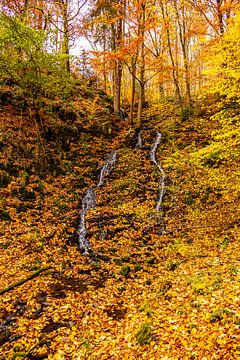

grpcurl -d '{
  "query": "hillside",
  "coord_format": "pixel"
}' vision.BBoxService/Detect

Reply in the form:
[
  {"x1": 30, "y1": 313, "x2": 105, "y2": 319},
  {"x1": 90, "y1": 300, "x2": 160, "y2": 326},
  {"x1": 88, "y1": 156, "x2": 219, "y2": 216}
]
[{"x1": 0, "y1": 87, "x2": 240, "y2": 359}]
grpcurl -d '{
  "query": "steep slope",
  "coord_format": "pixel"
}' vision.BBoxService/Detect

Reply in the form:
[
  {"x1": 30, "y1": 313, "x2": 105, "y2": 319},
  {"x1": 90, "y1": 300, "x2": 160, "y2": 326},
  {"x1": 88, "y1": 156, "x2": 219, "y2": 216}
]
[{"x1": 0, "y1": 92, "x2": 240, "y2": 359}]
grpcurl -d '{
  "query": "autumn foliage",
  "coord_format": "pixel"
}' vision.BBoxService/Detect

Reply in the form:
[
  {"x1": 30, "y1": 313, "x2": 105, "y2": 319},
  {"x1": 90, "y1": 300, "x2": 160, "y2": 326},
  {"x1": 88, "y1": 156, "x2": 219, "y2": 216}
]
[{"x1": 0, "y1": 1, "x2": 240, "y2": 359}]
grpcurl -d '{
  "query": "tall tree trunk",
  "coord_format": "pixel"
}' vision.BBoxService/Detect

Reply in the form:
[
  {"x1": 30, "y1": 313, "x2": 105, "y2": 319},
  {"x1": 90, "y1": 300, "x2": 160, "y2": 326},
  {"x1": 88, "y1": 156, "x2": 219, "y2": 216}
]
[
  {"x1": 136, "y1": 2, "x2": 146, "y2": 129},
  {"x1": 216, "y1": 0, "x2": 224, "y2": 34},
  {"x1": 113, "y1": 1, "x2": 124, "y2": 115},
  {"x1": 36, "y1": 0, "x2": 44, "y2": 30},
  {"x1": 22, "y1": 0, "x2": 29, "y2": 23},
  {"x1": 174, "y1": 0, "x2": 191, "y2": 104},
  {"x1": 62, "y1": 1, "x2": 70, "y2": 73},
  {"x1": 130, "y1": 60, "x2": 136, "y2": 124},
  {"x1": 103, "y1": 34, "x2": 107, "y2": 93},
  {"x1": 160, "y1": 1, "x2": 182, "y2": 104},
  {"x1": 113, "y1": 60, "x2": 122, "y2": 114}
]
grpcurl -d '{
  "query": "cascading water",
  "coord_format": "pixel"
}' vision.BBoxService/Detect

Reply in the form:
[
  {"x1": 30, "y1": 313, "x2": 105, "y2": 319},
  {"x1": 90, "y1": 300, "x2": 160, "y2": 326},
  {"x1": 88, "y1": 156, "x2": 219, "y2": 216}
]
[
  {"x1": 77, "y1": 151, "x2": 117, "y2": 253},
  {"x1": 77, "y1": 187, "x2": 95, "y2": 254},
  {"x1": 150, "y1": 132, "x2": 166, "y2": 234},
  {"x1": 97, "y1": 151, "x2": 117, "y2": 187},
  {"x1": 135, "y1": 131, "x2": 142, "y2": 148}
]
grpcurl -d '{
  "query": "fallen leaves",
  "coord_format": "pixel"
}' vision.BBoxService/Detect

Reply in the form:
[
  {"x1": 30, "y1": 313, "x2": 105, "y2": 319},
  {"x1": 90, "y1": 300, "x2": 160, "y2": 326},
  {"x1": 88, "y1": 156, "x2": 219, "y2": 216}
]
[{"x1": 0, "y1": 97, "x2": 240, "y2": 359}]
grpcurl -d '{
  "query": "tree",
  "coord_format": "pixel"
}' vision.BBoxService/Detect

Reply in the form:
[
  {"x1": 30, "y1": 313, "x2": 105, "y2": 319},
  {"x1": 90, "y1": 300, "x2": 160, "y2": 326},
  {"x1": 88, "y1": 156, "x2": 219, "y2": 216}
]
[
  {"x1": 207, "y1": 9, "x2": 240, "y2": 101},
  {"x1": 159, "y1": 0, "x2": 183, "y2": 104},
  {"x1": 0, "y1": 13, "x2": 73, "y2": 98},
  {"x1": 85, "y1": 0, "x2": 125, "y2": 114},
  {"x1": 187, "y1": 0, "x2": 238, "y2": 35},
  {"x1": 49, "y1": 0, "x2": 88, "y2": 72}
]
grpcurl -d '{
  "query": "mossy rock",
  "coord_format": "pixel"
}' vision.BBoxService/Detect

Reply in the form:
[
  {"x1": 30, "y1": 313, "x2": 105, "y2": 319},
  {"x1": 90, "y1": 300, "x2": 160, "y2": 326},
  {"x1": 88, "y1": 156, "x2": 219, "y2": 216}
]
[
  {"x1": 0, "y1": 209, "x2": 12, "y2": 221},
  {"x1": 121, "y1": 255, "x2": 130, "y2": 263},
  {"x1": 0, "y1": 171, "x2": 11, "y2": 188},
  {"x1": 167, "y1": 260, "x2": 179, "y2": 271},
  {"x1": 120, "y1": 265, "x2": 131, "y2": 278},
  {"x1": 134, "y1": 263, "x2": 142, "y2": 272},
  {"x1": 146, "y1": 256, "x2": 156, "y2": 265},
  {"x1": 136, "y1": 323, "x2": 152, "y2": 346},
  {"x1": 16, "y1": 203, "x2": 28, "y2": 213},
  {"x1": 18, "y1": 188, "x2": 36, "y2": 201},
  {"x1": 114, "y1": 259, "x2": 122, "y2": 266},
  {"x1": 98, "y1": 254, "x2": 111, "y2": 263}
]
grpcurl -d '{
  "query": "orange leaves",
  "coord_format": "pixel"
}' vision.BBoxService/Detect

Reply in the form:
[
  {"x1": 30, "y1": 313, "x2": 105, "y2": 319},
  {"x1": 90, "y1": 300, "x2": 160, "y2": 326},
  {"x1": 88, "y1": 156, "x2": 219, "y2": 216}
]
[{"x1": 1, "y1": 80, "x2": 240, "y2": 360}]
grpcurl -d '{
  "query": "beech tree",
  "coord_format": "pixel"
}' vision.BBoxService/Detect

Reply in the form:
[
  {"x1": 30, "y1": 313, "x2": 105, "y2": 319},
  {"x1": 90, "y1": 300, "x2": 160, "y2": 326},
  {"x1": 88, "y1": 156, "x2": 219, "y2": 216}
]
[
  {"x1": 3, "y1": 0, "x2": 235, "y2": 117},
  {"x1": 208, "y1": 9, "x2": 240, "y2": 101},
  {"x1": 187, "y1": 0, "x2": 238, "y2": 35},
  {"x1": 48, "y1": 0, "x2": 88, "y2": 72},
  {"x1": 86, "y1": 0, "x2": 125, "y2": 114}
]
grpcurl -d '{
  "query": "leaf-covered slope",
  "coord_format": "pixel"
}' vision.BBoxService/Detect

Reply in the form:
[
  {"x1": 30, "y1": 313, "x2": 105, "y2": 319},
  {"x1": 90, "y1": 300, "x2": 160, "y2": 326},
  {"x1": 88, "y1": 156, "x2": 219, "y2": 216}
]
[{"x1": 0, "y1": 93, "x2": 240, "y2": 359}]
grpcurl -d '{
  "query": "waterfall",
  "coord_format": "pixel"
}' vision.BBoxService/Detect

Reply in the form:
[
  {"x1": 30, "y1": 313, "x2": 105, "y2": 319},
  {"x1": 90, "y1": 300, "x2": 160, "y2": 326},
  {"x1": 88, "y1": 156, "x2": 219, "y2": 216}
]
[
  {"x1": 77, "y1": 187, "x2": 95, "y2": 254},
  {"x1": 150, "y1": 132, "x2": 166, "y2": 233},
  {"x1": 135, "y1": 131, "x2": 142, "y2": 148},
  {"x1": 97, "y1": 151, "x2": 117, "y2": 187},
  {"x1": 77, "y1": 151, "x2": 117, "y2": 253}
]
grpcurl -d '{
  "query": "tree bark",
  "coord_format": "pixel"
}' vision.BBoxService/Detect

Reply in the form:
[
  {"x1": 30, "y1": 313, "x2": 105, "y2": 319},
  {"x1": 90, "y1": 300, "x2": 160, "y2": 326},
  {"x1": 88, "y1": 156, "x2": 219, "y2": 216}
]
[
  {"x1": 174, "y1": 0, "x2": 191, "y2": 104},
  {"x1": 130, "y1": 61, "x2": 136, "y2": 124},
  {"x1": 62, "y1": 1, "x2": 70, "y2": 73},
  {"x1": 216, "y1": 0, "x2": 224, "y2": 34},
  {"x1": 113, "y1": 1, "x2": 124, "y2": 115},
  {"x1": 160, "y1": 1, "x2": 182, "y2": 104},
  {"x1": 136, "y1": 1, "x2": 146, "y2": 129}
]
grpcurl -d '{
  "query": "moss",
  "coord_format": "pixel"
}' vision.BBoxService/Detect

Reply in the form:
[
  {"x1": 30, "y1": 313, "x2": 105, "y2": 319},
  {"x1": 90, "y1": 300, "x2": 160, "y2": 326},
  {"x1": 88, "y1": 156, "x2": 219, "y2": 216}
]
[
  {"x1": 210, "y1": 309, "x2": 230, "y2": 323},
  {"x1": 136, "y1": 323, "x2": 152, "y2": 346},
  {"x1": 16, "y1": 203, "x2": 29, "y2": 213},
  {"x1": 121, "y1": 255, "x2": 130, "y2": 263},
  {"x1": 114, "y1": 258, "x2": 122, "y2": 266},
  {"x1": 180, "y1": 106, "x2": 194, "y2": 121},
  {"x1": 98, "y1": 254, "x2": 111, "y2": 263},
  {"x1": 0, "y1": 171, "x2": 10, "y2": 188},
  {"x1": 146, "y1": 256, "x2": 156, "y2": 265},
  {"x1": 138, "y1": 302, "x2": 152, "y2": 317},
  {"x1": 18, "y1": 188, "x2": 36, "y2": 201},
  {"x1": 120, "y1": 265, "x2": 131, "y2": 278},
  {"x1": 0, "y1": 209, "x2": 12, "y2": 221},
  {"x1": 134, "y1": 263, "x2": 142, "y2": 272},
  {"x1": 167, "y1": 260, "x2": 179, "y2": 271}
]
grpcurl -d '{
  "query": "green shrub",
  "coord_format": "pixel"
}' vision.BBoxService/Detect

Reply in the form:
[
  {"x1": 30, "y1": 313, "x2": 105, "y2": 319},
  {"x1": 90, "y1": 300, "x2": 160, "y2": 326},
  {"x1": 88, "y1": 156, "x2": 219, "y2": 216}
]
[{"x1": 0, "y1": 14, "x2": 73, "y2": 99}]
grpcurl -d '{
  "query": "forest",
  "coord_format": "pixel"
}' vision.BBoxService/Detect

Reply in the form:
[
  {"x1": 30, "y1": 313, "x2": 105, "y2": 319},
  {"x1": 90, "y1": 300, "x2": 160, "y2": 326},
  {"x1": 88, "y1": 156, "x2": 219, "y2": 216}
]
[{"x1": 0, "y1": 0, "x2": 240, "y2": 359}]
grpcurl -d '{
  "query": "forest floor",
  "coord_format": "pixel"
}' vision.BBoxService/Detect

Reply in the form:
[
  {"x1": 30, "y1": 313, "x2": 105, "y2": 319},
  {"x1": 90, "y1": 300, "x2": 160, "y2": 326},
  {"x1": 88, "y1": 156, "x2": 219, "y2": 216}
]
[{"x1": 0, "y1": 87, "x2": 240, "y2": 359}]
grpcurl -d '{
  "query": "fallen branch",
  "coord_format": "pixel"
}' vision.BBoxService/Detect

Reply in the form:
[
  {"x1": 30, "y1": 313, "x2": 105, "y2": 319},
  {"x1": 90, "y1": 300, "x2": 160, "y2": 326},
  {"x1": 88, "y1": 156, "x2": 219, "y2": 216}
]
[
  {"x1": 11, "y1": 337, "x2": 49, "y2": 359},
  {"x1": 0, "y1": 266, "x2": 52, "y2": 295}
]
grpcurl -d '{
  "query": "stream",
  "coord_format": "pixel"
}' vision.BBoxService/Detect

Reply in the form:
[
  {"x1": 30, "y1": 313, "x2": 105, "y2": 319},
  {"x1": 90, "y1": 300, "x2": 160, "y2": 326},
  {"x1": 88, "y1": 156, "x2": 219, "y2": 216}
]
[
  {"x1": 77, "y1": 187, "x2": 96, "y2": 254},
  {"x1": 77, "y1": 151, "x2": 117, "y2": 253},
  {"x1": 97, "y1": 151, "x2": 117, "y2": 187},
  {"x1": 136, "y1": 131, "x2": 142, "y2": 148},
  {"x1": 150, "y1": 132, "x2": 166, "y2": 234},
  {"x1": 77, "y1": 131, "x2": 165, "y2": 254}
]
